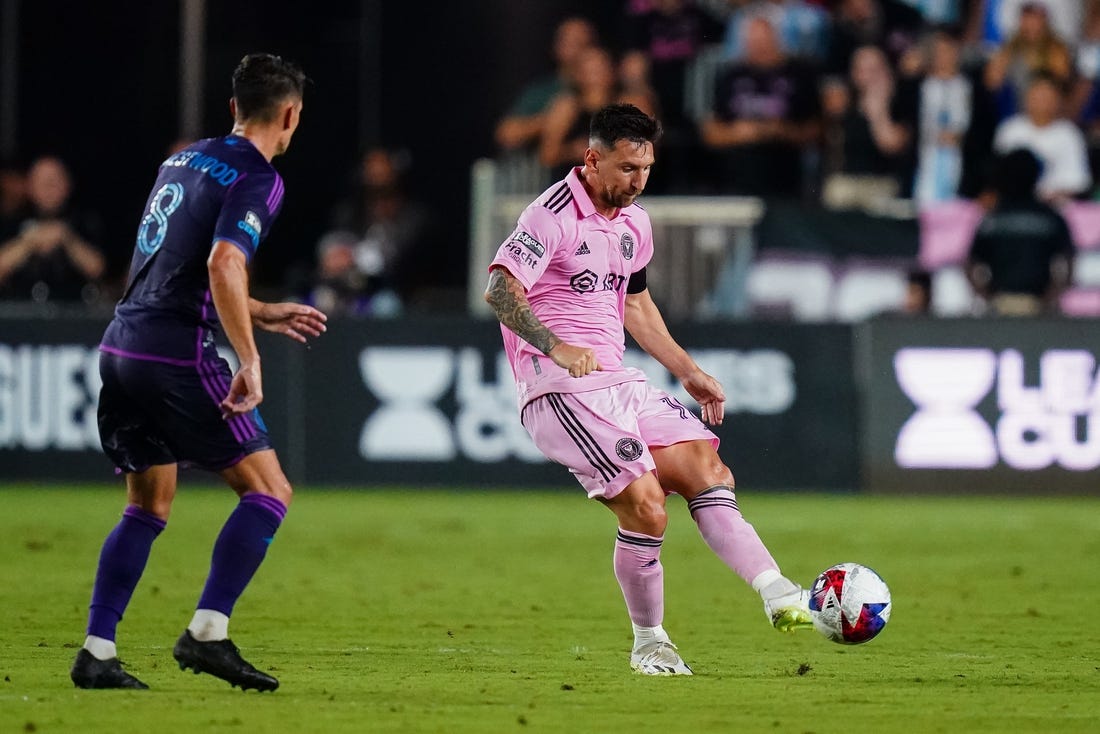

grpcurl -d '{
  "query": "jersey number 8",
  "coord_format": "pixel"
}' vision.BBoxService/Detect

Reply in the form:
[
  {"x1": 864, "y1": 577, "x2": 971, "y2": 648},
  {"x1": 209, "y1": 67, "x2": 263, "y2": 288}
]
[{"x1": 137, "y1": 182, "x2": 186, "y2": 256}]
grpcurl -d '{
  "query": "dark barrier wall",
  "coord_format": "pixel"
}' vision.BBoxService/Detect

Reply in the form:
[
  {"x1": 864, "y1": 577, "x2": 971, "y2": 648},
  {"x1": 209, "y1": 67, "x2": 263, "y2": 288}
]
[
  {"x1": 860, "y1": 317, "x2": 1100, "y2": 494},
  {"x1": 0, "y1": 315, "x2": 858, "y2": 490}
]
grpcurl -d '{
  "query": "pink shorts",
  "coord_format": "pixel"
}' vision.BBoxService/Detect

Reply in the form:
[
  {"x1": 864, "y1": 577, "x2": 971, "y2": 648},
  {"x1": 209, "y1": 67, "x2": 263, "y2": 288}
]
[{"x1": 520, "y1": 381, "x2": 719, "y2": 499}]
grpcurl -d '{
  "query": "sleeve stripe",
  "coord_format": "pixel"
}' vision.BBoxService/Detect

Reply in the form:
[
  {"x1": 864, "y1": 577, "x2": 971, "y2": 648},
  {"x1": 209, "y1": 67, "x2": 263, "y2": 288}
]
[{"x1": 265, "y1": 175, "x2": 284, "y2": 213}]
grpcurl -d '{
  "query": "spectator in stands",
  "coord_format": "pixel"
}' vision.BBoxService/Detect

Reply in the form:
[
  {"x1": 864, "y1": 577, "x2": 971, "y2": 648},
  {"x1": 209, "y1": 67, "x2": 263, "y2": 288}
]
[
  {"x1": 622, "y1": 0, "x2": 723, "y2": 191},
  {"x1": 967, "y1": 148, "x2": 1074, "y2": 315},
  {"x1": 0, "y1": 158, "x2": 28, "y2": 244},
  {"x1": 305, "y1": 231, "x2": 379, "y2": 317},
  {"x1": 723, "y1": 0, "x2": 830, "y2": 61},
  {"x1": 625, "y1": 0, "x2": 725, "y2": 126},
  {"x1": 701, "y1": 16, "x2": 821, "y2": 197},
  {"x1": 0, "y1": 156, "x2": 105, "y2": 303},
  {"x1": 912, "y1": 28, "x2": 972, "y2": 205},
  {"x1": 982, "y1": 1, "x2": 1072, "y2": 120},
  {"x1": 971, "y1": 0, "x2": 1083, "y2": 51},
  {"x1": 993, "y1": 72, "x2": 1091, "y2": 201},
  {"x1": 825, "y1": 0, "x2": 927, "y2": 76},
  {"x1": 821, "y1": 45, "x2": 917, "y2": 210},
  {"x1": 324, "y1": 148, "x2": 431, "y2": 314},
  {"x1": 903, "y1": 268, "x2": 933, "y2": 314},
  {"x1": 494, "y1": 17, "x2": 597, "y2": 153},
  {"x1": 539, "y1": 46, "x2": 657, "y2": 175}
]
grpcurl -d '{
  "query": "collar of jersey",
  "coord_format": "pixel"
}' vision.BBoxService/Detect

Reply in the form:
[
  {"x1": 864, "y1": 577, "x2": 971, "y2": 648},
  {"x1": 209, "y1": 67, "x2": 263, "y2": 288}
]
[{"x1": 567, "y1": 167, "x2": 635, "y2": 221}]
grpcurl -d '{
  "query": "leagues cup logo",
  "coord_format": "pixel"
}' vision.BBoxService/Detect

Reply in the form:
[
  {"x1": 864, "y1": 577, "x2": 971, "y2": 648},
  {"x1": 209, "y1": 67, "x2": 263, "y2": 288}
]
[
  {"x1": 615, "y1": 437, "x2": 644, "y2": 461},
  {"x1": 620, "y1": 232, "x2": 635, "y2": 260}
]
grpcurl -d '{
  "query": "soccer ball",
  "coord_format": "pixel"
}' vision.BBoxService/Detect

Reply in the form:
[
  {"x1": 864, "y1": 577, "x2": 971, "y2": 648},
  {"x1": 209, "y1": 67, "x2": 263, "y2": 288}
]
[{"x1": 808, "y1": 563, "x2": 891, "y2": 644}]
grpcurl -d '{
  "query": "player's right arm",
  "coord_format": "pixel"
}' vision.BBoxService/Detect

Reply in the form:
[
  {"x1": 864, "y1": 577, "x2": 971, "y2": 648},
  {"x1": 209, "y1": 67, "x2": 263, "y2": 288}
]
[
  {"x1": 209, "y1": 241, "x2": 263, "y2": 416},
  {"x1": 484, "y1": 266, "x2": 599, "y2": 378}
]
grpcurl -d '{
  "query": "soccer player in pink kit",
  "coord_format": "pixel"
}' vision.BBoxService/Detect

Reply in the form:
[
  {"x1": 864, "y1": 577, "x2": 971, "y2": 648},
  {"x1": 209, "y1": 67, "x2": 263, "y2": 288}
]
[{"x1": 485, "y1": 103, "x2": 811, "y2": 676}]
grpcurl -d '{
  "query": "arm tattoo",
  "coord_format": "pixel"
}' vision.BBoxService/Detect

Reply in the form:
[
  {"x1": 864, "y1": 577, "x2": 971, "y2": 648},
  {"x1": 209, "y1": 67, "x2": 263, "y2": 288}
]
[{"x1": 485, "y1": 269, "x2": 561, "y2": 355}]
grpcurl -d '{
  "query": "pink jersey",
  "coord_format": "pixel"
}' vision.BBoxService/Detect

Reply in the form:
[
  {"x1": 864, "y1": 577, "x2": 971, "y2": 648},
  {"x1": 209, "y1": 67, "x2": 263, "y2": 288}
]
[{"x1": 490, "y1": 167, "x2": 653, "y2": 408}]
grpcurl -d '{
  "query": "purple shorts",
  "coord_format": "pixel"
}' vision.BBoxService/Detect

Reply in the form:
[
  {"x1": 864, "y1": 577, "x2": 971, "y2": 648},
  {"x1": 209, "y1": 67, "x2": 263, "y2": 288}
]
[
  {"x1": 521, "y1": 381, "x2": 718, "y2": 499},
  {"x1": 97, "y1": 348, "x2": 272, "y2": 474}
]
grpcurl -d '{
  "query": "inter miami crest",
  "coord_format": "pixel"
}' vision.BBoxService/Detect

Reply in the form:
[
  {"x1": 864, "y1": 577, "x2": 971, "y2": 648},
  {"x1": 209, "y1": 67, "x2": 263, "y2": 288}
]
[
  {"x1": 620, "y1": 232, "x2": 635, "y2": 260},
  {"x1": 615, "y1": 437, "x2": 644, "y2": 461}
]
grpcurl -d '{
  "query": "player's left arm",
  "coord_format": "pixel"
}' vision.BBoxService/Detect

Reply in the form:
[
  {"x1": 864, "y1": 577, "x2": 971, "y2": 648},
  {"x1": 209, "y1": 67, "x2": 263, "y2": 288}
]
[
  {"x1": 624, "y1": 287, "x2": 726, "y2": 426},
  {"x1": 209, "y1": 241, "x2": 263, "y2": 416},
  {"x1": 248, "y1": 297, "x2": 328, "y2": 344}
]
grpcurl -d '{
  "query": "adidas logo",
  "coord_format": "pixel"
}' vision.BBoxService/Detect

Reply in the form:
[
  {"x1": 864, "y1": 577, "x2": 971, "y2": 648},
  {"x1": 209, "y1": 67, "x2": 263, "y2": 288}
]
[{"x1": 574, "y1": 242, "x2": 591, "y2": 256}]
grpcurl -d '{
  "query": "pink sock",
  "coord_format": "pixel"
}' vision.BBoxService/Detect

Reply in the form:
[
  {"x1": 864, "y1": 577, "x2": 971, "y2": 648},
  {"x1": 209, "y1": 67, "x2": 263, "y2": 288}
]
[
  {"x1": 613, "y1": 528, "x2": 664, "y2": 627},
  {"x1": 688, "y1": 485, "x2": 778, "y2": 584}
]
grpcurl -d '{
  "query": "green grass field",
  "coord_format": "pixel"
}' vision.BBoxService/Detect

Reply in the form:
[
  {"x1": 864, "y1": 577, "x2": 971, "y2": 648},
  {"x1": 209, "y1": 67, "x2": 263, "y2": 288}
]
[{"x1": 2, "y1": 485, "x2": 1098, "y2": 733}]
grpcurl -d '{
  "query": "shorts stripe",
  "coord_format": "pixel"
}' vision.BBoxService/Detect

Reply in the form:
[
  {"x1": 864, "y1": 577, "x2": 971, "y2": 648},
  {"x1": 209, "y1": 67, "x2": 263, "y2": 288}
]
[
  {"x1": 546, "y1": 393, "x2": 620, "y2": 482},
  {"x1": 208, "y1": 365, "x2": 257, "y2": 440},
  {"x1": 197, "y1": 362, "x2": 245, "y2": 443}
]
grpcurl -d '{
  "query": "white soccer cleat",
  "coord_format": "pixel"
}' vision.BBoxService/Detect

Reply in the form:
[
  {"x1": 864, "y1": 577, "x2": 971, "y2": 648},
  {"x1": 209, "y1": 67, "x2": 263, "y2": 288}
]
[
  {"x1": 764, "y1": 586, "x2": 814, "y2": 632},
  {"x1": 629, "y1": 640, "x2": 694, "y2": 676}
]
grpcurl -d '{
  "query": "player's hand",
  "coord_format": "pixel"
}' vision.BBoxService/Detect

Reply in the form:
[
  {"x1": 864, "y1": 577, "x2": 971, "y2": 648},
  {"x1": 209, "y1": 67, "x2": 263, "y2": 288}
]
[
  {"x1": 549, "y1": 343, "x2": 602, "y2": 378},
  {"x1": 682, "y1": 368, "x2": 726, "y2": 426},
  {"x1": 221, "y1": 361, "x2": 263, "y2": 417},
  {"x1": 253, "y1": 302, "x2": 328, "y2": 343}
]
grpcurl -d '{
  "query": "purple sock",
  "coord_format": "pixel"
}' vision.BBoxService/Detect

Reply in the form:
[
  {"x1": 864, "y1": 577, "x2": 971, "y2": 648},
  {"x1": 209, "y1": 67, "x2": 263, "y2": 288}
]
[
  {"x1": 87, "y1": 506, "x2": 167, "y2": 641},
  {"x1": 196, "y1": 493, "x2": 286, "y2": 616}
]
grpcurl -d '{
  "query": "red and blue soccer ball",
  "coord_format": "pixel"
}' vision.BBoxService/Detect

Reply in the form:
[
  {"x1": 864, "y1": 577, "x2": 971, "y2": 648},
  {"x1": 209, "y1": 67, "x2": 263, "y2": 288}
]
[{"x1": 808, "y1": 563, "x2": 892, "y2": 644}]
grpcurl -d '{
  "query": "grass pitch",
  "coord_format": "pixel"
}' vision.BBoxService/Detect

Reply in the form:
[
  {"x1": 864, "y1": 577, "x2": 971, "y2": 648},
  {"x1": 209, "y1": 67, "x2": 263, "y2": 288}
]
[{"x1": 1, "y1": 485, "x2": 1098, "y2": 733}]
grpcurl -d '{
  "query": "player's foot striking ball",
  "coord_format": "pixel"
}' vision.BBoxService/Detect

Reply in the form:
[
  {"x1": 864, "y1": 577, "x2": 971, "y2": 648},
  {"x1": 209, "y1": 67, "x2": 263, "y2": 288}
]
[
  {"x1": 173, "y1": 630, "x2": 279, "y2": 691},
  {"x1": 484, "y1": 103, "x2": 812, "y2": 676},
  {"x1": 69, "y1": 649, "x2": 149, "y2": 690},
  {"x1": 70, "y1": 54, "x2": 326, "y2": 690}
]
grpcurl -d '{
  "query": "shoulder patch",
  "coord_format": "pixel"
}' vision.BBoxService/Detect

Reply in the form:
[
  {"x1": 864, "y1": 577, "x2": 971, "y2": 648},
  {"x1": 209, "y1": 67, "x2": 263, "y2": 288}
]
[{"x1": 512, "y1": 230, "x2": 545, "y2": 258}]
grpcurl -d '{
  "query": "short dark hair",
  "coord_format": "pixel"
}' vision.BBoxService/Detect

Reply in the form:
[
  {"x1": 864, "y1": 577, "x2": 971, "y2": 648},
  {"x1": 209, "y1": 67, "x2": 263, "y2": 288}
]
[
  {"x1": 232, "y1": 53, "x2": 307, "y2": 123},
  {"x1": 589, "y1": 104, "x2": 663, "y2": 149},
  {"x1": 992, "y1": 148, "x2": 1042, "y2": 200}
]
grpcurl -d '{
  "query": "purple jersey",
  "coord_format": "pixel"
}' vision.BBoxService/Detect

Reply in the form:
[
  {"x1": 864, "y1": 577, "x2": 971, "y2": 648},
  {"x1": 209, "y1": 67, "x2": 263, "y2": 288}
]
[{"x1": 101, "y1": 135, "x2": 284, "y2": 364}]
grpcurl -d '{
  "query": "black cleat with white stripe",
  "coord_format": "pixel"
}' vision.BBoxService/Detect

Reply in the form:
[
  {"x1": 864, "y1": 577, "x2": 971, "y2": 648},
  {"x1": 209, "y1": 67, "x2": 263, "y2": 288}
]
[{"x1": 172, "y1": 629, "x2": 279, "y2": 692}]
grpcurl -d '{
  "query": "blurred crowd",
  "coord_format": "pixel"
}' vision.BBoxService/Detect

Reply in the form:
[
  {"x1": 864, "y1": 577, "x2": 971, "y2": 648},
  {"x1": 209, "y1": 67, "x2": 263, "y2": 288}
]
[{"x1": 2, "y1": 0, "x2": 1097, "y2": 319}]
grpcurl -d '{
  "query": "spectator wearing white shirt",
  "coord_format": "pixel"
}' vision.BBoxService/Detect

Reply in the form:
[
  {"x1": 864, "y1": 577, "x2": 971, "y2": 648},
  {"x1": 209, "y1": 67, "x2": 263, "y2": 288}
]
[{"x1": 993, "y1": 72, "x2": 1092, "y2": 201}]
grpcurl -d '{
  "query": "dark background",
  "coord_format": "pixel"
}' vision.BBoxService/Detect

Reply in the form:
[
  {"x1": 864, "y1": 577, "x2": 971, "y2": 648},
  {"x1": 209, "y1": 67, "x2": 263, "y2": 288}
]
[{"x1": 6, "y1": 0, "x2": 625, "y2": 296}]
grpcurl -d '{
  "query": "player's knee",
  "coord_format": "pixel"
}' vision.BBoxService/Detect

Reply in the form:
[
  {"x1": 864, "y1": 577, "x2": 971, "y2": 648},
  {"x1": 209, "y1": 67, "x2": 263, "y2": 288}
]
[
  {"x1": 702, "y1": 457, "x2": 735, "y2": 489},
  {"x1": 630, "y1": 498, "x2": 668, "y2": 537}
]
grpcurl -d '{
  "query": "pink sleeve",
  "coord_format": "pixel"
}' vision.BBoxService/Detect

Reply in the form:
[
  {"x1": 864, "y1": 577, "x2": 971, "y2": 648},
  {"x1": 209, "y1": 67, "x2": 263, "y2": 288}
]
[{"x1": 488, "y1": 205, "x2": 562, "y2": 291}]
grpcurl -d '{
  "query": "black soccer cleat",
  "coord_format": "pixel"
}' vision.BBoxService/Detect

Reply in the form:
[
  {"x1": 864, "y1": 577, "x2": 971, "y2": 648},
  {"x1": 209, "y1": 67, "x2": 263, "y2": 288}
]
[
  {"x1": 172, "y1": 629, "x2": 279, "y2": 692},
  {"x1": 70, "y1": 648, "x2": 149, "y2": 690}
]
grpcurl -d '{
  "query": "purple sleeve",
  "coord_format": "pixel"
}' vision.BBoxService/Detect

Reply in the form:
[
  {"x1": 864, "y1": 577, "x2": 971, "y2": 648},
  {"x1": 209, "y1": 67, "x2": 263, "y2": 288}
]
[{"x1": 213, "y1": 172, "x2": 283, "y2": 262}]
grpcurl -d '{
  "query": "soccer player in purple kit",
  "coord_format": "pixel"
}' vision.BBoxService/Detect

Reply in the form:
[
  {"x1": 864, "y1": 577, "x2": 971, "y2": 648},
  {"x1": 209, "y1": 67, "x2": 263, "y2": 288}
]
[
  {"x1": 485, "y1": 103, "x2": 813, "y2": 676},
  {"x1": 69, "y1": 54, "x2": 326, "y2": 691}
]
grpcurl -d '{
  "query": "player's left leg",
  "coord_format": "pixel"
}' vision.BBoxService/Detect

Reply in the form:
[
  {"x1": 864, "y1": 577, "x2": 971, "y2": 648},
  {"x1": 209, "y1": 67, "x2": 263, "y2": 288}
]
[
  {"x1": 652, "y1": 440, "x2": 812, "y2": 632},
  {"x1": 172, "y1": 449, "x2": 290, "y2": 692},
  {"x1": 71, "y1": 464, "x2": 178, "y2": 689}
]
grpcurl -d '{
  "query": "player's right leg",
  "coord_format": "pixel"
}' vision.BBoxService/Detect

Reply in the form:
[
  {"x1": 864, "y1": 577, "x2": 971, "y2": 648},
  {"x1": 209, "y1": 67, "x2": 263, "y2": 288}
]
[
  {"x1": 172, "y1": 449, "x2": 290, "y2": 692},
  {"x1": 601, "y1": 477, "x2": 693, "y2": 676},
  {"x1": 71, "y1": 464, "x2": 177, "y2": 690},
  {"x1": 521, "y1": 389, "x2": 691, "y2": 675}
]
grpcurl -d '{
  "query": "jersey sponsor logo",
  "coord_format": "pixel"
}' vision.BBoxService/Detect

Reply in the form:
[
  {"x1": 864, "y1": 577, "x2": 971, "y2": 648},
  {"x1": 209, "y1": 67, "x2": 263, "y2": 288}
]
[
  {"x1": 512, "y1": 231, "x2": 545, "y2": 258},
  {"x1": 504, "y1": 241, "x2": 539, "y2": 269},
  {"x1": 163, "y1": 149, "x2": 240, "y2": 186},
  {"x1": 574, "y1": 241, "x2": 591, "y2": 256},
  {"x1": 569, "y1": 269, "x2": 599, "y2": 293},
  {"x1": 615, "y1": 437, "x2": 644, "y2": 461},
  {"x1": 237, "y1": 210, "x2": 262, "y2": 248},
  {"x1": 620, "y1": 232, "x2": 635, "y2": 260}
]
